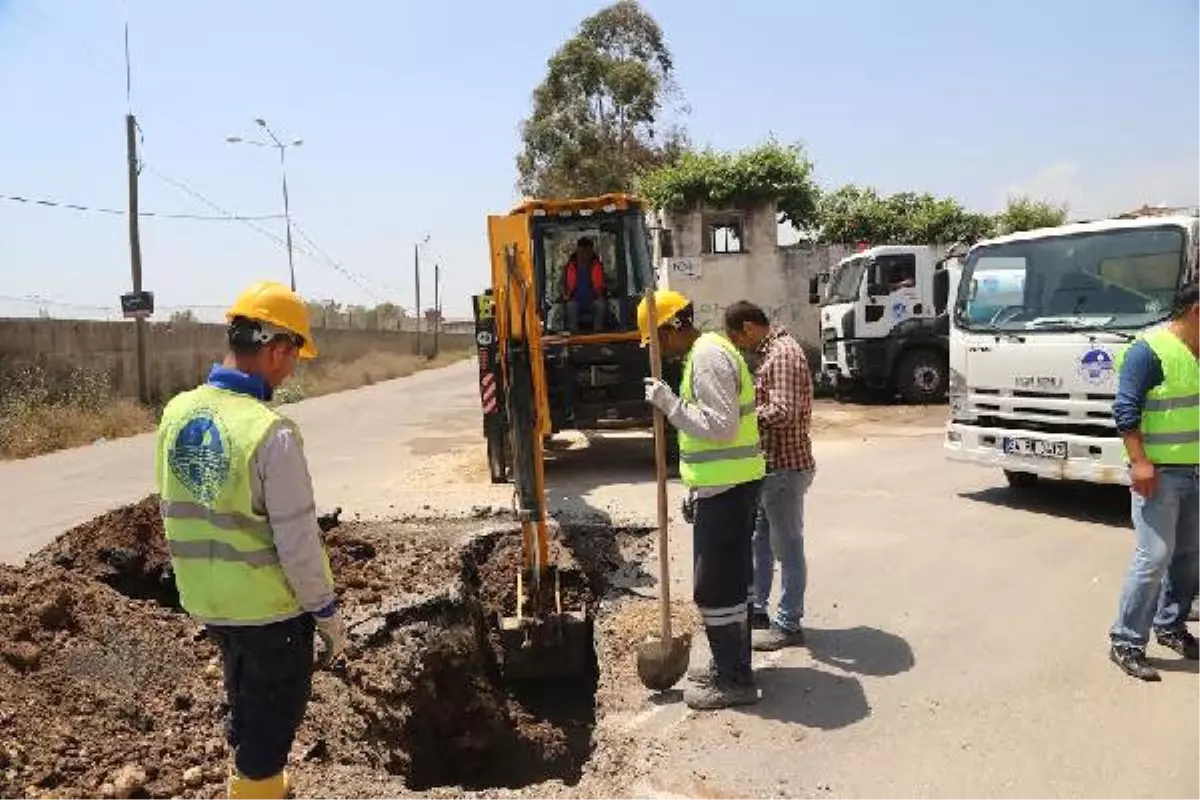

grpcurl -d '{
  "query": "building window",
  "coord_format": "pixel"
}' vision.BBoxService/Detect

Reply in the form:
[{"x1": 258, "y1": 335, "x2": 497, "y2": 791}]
[{"x1": 706, "y1": 220, "x2": 745, "y2": 254}]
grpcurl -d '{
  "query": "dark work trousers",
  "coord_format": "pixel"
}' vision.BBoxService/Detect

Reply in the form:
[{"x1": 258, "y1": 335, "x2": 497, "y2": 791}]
[
  {"x1": 692, "y1": 479, "x2": 762, "y2": 685},
  {"x1": 206, "y1": 614, "x2": 315, "y2": 780}
]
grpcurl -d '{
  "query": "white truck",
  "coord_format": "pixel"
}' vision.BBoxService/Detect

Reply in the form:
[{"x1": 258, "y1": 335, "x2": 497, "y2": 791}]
[
  {"x1": 810, "y1": 245, "x2": 956, "y2": 402},
  {"x1": 944, "y1": 214, "x2": 1199, "y2": 487}
]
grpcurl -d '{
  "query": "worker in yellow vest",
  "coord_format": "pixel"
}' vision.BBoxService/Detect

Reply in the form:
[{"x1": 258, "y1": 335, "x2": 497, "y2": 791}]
[
  {"x1": 639, "y1": 290, "x2": 766, "y2": 710},
  {"x1": 156, "y1": 281, "x2": 344, "y2": 798},
  {"x1": 1109, "y1": 282, "x2": 1199, "y2": 681}
]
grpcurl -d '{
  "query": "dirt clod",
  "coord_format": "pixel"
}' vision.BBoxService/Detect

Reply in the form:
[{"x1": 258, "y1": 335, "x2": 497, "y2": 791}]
[{"x1": 110, "y1": 764, "x2": 146, "y2": 799}]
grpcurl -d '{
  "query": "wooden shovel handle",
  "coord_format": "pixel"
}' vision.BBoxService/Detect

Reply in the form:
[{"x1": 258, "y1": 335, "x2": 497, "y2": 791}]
[{"x1": 644, "y1": 289, "x2": 673, "y2": 642}]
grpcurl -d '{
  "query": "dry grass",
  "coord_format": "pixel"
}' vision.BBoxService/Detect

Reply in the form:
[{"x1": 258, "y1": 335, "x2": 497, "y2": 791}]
[
  {"x1": 0, "y1": 349, "x2": 469, "y2": 460},
  {"x1": 275, "y1": 348, "x2": 469, "y2": 404},
  {"x1": 0, "y1": 363, "x2": 156, "y2": 460}
]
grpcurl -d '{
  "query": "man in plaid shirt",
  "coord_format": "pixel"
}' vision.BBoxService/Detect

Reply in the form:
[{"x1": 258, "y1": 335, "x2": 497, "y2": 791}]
[{"x1": 726, "y1": 301, "x2": 816, "y2": 650}]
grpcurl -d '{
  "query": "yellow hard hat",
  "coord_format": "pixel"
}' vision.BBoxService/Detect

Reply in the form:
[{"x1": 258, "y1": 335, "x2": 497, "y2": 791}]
[
  {"x1": 637, "y1": 289, "x2": 692, "y2": 345},
  {"x1": 225, "y1": 280, "x2": 317, "y2": 359}
]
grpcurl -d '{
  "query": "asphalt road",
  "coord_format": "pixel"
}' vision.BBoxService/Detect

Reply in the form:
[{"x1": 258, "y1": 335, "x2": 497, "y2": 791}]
[
  {"x1": 0, "y1": 359, "x2": 484, "y2": 564},
  {"x1": 1, "y1": 362, "x2": 1194, "y2": 798}
]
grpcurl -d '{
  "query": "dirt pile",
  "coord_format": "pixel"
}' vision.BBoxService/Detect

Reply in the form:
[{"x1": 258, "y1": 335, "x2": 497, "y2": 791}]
[{"x1": 1, "y1": 502, "x2": 657, "y2": 799}]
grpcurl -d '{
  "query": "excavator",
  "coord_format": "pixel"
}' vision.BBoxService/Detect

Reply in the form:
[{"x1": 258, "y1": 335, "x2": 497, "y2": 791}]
[{"x1": 475, "y1": 193, "x2": 663, "y2": 680}]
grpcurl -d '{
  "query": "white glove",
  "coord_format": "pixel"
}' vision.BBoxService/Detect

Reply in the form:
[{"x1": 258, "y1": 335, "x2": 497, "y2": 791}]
[
  {"x1": 315, "y1": 610, "x2": 347, "y2": 666},
  {"x1": 644, "y1": 377, "x2": 678, "y2": 414}
]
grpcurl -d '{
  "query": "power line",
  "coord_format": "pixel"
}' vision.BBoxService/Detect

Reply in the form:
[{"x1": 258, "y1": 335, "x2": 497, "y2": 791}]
[
  {"x1": 142, "y1": 161, "x2": 390, "y2": 303},
  {"x1": 1, "y1": 192, "x2": 285, "y2": 221}
]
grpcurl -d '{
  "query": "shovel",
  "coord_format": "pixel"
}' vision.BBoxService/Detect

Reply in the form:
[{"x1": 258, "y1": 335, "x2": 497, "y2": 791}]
[{"x1": 636, "y1": 288, "x2": 692, "y2": 692}]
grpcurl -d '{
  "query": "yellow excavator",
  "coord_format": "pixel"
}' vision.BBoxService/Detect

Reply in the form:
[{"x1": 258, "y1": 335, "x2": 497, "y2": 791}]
[{"x1": 476, "y1": 194, "x2": 663, "y2": 680}]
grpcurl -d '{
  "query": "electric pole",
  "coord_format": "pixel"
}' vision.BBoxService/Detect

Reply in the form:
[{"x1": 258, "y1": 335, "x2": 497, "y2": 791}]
[
  {"x1": 433, "y1": 262, "x2": 441, "y2": 358},
  {"x1": 126, "y1": 112, "x2": 149, "y2": 405},
  {"x1": 414, "y1": 242, "x2": 422, "y2": 357}
]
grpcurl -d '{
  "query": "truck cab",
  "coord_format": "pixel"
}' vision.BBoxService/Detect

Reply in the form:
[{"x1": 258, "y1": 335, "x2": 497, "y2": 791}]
[
  {"x1": 944, "y1": 214, "x2": 1199, "y2": 487},
  {"x1": 814, "y1": 245, "x2": 953, "y2": 402}
]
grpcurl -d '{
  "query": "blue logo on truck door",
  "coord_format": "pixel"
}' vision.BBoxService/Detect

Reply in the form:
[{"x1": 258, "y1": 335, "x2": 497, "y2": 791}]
[{"x1": 1078, "y1": 347, "x2": 1115, "y2": 385}]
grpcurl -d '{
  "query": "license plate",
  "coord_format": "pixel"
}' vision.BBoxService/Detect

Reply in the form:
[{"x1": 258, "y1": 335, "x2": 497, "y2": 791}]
[{"x1": 1003, "y1": 437, "x2": 1067, "y2": 459}]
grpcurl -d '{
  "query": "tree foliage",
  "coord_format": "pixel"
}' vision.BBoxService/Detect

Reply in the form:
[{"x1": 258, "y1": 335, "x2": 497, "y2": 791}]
[
  {"x1": 638, "y1": 139, "x2": 821, "y2": 230},
  {"x1": 516, "y1": 0, "x2": 685, "y2": 198},
  {"x1": 995, "y1": 195, "x2": 1068, "y2": 235},
  {"x1": 818, "y1": 185, "x2": 996, "y2": 245}
]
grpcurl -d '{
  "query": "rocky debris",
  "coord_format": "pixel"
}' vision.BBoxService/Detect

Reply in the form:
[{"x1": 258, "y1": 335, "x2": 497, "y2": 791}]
[{"x1": 110, "y1": 764, "x2": 147, "y2": 799}]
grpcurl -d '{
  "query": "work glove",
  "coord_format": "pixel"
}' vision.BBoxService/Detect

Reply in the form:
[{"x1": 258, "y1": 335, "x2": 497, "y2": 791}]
[
  {"x1": 680, "y1": 492, "x2": 696, "y2": 524},
  {"x1": 643, "y1": 377, "x2": 678, "y2": 414},
  {"x1": 315, "y1": 609, "x2": 347, "y2": 666}
]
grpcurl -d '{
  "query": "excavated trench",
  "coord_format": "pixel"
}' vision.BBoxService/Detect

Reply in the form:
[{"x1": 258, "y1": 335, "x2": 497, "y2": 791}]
[{"x1": 2, "y1": 499, "x2": 653, "y2": 797}]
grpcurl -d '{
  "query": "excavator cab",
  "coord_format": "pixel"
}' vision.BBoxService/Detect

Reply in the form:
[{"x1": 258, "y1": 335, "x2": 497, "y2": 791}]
[{"x1": 476, "y1": 194, "x2": 659, "y2": 681}]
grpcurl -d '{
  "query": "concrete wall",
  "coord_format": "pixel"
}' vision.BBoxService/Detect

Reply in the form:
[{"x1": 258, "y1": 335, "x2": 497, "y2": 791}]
[
  {"x1": 0, "y1": 319, "x2": 472, "y2": 403},
  {"x1": 658, "y1": 202, "x2": 854, "y2": 353}
]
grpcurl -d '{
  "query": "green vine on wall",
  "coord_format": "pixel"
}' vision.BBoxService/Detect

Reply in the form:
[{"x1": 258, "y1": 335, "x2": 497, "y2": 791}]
[{"x1": 638, "y1": 139, "x2": 821, "y2": 231}]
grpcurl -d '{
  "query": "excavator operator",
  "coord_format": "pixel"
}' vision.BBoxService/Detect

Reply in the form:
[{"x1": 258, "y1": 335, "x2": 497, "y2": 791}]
[
  {"x1": 558, "y1": 236, "x2": 609, "y2": 332},
  {"x1": 639, "y1": 289, "x2": 767, "y2": 710},
  {"x1": 156, "y1": 280, "x2": 345, "y2": 799}
]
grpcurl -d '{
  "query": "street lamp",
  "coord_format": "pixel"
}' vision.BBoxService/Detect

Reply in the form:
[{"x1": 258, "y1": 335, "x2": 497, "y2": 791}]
[{"x1": 226, "y1": 117, "x2": 303, "y2": 291}]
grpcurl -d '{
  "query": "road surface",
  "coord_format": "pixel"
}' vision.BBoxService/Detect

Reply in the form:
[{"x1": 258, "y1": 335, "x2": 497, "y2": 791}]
[
  {"x1": 0, "y1": 360, "x2": 484, "y2": 564},
  {"x1": 1, "y1": 361, "x2": 1194, "y2": 798}
]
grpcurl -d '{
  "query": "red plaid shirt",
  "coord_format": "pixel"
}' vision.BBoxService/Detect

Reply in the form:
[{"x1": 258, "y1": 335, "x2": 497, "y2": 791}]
[{"x1": 754, "y1": 326, "x2": 815, "y2": 472}]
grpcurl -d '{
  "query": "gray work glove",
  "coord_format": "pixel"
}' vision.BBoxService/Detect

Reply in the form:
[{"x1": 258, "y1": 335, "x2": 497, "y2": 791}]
[
  {"x1": 680, "y1": 492, "x2": 696, "y2": 524},
  {"x1": 315, "y1": 609, "x2": 347, "y2": 666},
  {"x1": 643, "y1": 377, "x2": 678, "y2": 414}
]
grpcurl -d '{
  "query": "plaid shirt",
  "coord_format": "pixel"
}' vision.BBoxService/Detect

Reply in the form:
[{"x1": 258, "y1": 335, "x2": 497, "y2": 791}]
[{"x1": 754, "y1": 326, "x2": 815, "y2": 472}]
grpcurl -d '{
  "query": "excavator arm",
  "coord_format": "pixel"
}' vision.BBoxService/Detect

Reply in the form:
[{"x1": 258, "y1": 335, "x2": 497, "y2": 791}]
[{"x1": 486, "y1": 215, "x2": 589, "y2": 680}]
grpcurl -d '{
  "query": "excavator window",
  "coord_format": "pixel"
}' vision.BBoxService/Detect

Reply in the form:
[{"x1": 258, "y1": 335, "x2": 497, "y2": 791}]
[{"x1": 533, "y1": 210, "x2": 653, "y2": 334}]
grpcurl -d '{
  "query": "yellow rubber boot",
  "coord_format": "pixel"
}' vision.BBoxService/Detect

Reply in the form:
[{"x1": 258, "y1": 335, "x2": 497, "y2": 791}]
[{"x1": 228, "y1": 770, "x2": 290, "y2": 799}]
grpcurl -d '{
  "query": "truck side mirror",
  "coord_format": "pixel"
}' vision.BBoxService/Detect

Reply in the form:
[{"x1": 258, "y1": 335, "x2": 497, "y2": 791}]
[{"x1": 933, "y1": 268, "x2": 949, "y2": 314}]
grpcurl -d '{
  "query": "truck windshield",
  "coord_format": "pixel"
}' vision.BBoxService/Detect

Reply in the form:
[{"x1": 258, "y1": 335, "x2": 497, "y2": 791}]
[
  {"x1": 955, "y1": 225, "x2": 1188, "y2": 332},
  {"x1": 824, "y1": 257, "x2": 865, "y2": 305}
]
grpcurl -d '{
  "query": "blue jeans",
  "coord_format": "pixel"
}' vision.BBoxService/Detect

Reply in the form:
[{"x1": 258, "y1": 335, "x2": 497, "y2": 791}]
[
  {"x1": 752, "y1": 468, "x2": 814, "y2": 632},
  {"x1": 1110, "y1": 466, "x2": 1200, "y2": 649}
]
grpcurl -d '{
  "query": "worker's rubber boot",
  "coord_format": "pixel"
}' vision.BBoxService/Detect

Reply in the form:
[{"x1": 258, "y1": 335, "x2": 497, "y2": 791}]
[
  {"x1": 684, "y1": 623, "x2": 759, "y2": 710},
  {"x1": 228, "y1": 770, "x2": 290, "y2": 799}
]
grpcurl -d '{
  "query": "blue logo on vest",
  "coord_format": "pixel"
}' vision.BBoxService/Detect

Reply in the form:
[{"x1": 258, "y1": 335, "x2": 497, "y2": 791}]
[
  {"x1": 169, "y1": 413, "x2": 230, "y2": 504},
  {"x1": 1078, "y1": 347, "x2": 1114, "y2": 385}
]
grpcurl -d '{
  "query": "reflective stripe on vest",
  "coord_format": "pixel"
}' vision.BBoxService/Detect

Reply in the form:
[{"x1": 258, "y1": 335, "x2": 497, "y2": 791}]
[
  {"x1": 156, "y1": 385, "x2": 326, "y2": 624},
  {"x1": 1117, "y1": 327, "x2": 1200, "y2": 465},
  {"x1": 677, "y1": 332, "x2": 767, "y2": 488}
]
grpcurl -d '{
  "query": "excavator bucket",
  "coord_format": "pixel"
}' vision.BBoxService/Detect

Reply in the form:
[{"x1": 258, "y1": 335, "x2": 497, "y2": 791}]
[
  {"x1": 497, "y1": 563, "x2": 593, "y2": 682},
  {"x1": 485, "y1": 229, "x2": 594, "y2": 683}
]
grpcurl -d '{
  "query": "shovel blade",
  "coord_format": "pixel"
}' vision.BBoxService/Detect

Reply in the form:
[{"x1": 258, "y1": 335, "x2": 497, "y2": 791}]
[{"x1": 635, "y1": 632, "x2": 692, "y2": 692}]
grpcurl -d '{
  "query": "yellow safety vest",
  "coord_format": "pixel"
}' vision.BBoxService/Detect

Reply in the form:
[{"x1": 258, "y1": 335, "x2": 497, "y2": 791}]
[
  {"x1": 1116, "y1": 328, "x2": 1200, "y2": 466},
  {"x1": 156, "y1": 384, "x2": 329, "y2": 625},
  {"x1": 678, "y1": 332, "x2": 767, "y2": 489}
]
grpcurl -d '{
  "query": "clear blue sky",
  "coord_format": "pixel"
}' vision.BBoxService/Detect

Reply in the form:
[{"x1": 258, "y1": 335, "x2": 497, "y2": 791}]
[{"x1": 0, "y1": 0, "x2": 1196, "y2": 320}]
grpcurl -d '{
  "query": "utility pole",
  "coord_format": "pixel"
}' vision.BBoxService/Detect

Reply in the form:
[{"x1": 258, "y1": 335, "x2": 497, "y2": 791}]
[
  {"x1": 414, "y1": 242, "x2": 422, "y2": 357},
  {"x1": 433, "y1": 262, "x2": 441, "y2": 358},
  {"x1": 126, "y1": 112, "x2": 149, "y2": 405}
]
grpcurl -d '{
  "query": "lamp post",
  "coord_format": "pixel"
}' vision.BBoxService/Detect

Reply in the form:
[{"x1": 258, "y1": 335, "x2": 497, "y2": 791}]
[{"x1": 227, "y1": 118, "x2": 303, "y2": 291}]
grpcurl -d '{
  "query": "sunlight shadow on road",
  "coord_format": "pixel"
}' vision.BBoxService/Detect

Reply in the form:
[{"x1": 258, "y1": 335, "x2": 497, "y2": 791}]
[
  {"x1": 805, "y1": 625, "x2": 916, "y2": 677},
  {"x1": 958, "y1": 482, "x2": 1131, "y2": 528},
  {"x1": 745, "y1": 666, "x2": 870, "y2": 729}
]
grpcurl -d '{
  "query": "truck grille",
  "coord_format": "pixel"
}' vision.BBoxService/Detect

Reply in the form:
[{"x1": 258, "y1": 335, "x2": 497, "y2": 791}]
[{"x1": 966, "y1": 387, "x2": 1117, "y2": 437}]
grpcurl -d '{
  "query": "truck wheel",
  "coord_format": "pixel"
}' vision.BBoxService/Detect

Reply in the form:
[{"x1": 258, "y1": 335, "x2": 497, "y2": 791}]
[
  {"x1": 896, "y1": 349, "x2": 948, "y2": 404},
  {"x1": 486, "y1": 427, "x2": 510, "y2": 484},
  {"x1": 1004, "y1": 469, "x2": 1039, "y2": 489}
]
